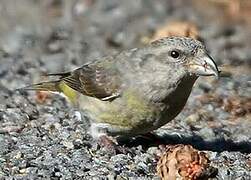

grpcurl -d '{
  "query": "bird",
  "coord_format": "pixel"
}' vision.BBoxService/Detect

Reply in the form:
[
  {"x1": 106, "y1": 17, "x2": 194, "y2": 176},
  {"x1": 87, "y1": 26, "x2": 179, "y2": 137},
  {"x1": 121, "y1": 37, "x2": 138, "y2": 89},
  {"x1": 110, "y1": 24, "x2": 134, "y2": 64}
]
[{"x1": 20, "y1": 37, "x2": 220, "y2": 139}]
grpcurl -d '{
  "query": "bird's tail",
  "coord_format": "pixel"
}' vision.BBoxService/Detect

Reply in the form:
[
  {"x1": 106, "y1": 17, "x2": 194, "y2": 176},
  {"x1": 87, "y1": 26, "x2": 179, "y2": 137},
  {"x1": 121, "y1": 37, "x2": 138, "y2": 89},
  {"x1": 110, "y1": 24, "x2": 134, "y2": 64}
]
[
  {"x1": 18, "y1": 71, "x2": 71, "y2": 92},
  {"x1": 17, "y1": 71, "x2": 80, "y2": 105},
  {"x1": 18, "y1": 72, "x2": 79, "y2": 105},
  {"x1": 19, "y1": 80, "x2": 62, "y2": 92}
]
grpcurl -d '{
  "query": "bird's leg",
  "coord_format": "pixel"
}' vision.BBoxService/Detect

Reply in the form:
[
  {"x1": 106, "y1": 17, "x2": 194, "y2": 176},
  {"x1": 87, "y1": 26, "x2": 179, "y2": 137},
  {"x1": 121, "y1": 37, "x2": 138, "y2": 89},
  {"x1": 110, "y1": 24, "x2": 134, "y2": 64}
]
[
  {"x1": 89, "y1": 122, "x2": 111, "y2": 139},
  {"x1": 89, "y1": 123, "x2": 119, "y2": 151},
  {"x1": 97, "y1": 135, "x2": 117, "y2": 149},
  {"x1": 89, "y1": 123, "x2": 136, "y2": 153}
]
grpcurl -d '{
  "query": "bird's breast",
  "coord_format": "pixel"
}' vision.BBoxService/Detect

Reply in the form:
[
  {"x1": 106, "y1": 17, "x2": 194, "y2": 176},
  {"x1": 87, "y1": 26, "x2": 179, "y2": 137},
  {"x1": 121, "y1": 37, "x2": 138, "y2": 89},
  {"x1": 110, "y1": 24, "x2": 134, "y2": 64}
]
[
  {"x1": 154, "y1": 75, "x2": 197, "y2": 127},
  {"x1": 79, "y1": 89, "x2": 161, "y2": 135},
  {"x1": 78, "y1": 75, "x2": 197, "y2": 135}
]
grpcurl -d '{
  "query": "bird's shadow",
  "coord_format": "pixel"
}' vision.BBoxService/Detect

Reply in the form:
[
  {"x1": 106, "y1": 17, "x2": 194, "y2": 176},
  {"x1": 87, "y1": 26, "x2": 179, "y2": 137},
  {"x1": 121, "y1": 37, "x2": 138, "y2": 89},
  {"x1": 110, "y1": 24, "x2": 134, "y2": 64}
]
[{"x1": 118, "y1": 133, "x2": 251, "y2": 153}]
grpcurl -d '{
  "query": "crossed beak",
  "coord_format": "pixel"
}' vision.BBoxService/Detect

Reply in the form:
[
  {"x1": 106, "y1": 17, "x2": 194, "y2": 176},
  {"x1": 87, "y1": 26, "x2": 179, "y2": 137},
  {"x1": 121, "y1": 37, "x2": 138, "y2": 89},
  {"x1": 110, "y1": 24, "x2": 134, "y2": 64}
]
[{"x1": 189, "y1": 54, "x2": 220, "y2": 77}]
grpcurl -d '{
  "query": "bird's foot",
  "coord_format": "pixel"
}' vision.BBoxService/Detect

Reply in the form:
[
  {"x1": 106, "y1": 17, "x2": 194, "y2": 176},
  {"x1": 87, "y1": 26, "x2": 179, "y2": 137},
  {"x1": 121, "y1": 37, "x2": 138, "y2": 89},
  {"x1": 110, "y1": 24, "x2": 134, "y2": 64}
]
[
  {"x1": 97, "y1": 135, "x2": 129, "y2": 154},
  {"x1": 89, "y1": 123, "x2": 111, "y2": 139},
  {"x1": 98, "y1": 135, "x2": 117, "y2": 148}
]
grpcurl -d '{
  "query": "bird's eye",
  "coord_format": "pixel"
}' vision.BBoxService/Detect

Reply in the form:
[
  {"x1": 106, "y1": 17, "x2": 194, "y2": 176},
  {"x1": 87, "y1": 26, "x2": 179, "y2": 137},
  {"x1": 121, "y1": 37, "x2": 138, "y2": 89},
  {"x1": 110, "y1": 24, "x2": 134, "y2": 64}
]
[{"x1": 170, "y1": 50, "x2": 180, "y2": 58}]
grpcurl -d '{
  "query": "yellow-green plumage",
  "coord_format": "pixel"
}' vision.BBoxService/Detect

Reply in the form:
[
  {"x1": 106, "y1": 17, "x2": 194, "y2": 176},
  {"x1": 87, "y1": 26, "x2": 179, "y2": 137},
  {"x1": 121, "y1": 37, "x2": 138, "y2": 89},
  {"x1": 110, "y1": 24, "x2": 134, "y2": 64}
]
[
  {"x1": 98, "y1": 90, "x2": 157, "y2": 127},
  {"x1": 21, "y1": 80, "x2": 78, "y2": 105},
  {"x1": 20, "y1": 37, "x2": 220, "y2": 137},
  {"x1": 58, "y1": 82, "x2": 78, "y2": 105}
]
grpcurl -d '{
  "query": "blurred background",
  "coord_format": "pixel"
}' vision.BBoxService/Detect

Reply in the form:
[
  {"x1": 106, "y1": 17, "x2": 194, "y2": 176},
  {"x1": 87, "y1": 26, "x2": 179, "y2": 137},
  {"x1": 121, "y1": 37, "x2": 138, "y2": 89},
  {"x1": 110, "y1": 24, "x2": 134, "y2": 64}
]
[
  {"x1": 0, "y1": 0, "x2": 250, "y2": 89},
  {"x1": 0, "y1": 0, "x2": 250, "y2": 179}
]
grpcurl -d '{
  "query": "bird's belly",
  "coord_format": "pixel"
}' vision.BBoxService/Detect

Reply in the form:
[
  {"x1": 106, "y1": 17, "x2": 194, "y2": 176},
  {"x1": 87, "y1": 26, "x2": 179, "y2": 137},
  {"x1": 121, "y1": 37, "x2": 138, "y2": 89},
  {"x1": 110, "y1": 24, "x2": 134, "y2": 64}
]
[
  {"x1": 78, "y1": 86, "x2": 191, "y2": 136},
  {"x1": 78, "y1": 91, "x2": 161, "y2": 135}
]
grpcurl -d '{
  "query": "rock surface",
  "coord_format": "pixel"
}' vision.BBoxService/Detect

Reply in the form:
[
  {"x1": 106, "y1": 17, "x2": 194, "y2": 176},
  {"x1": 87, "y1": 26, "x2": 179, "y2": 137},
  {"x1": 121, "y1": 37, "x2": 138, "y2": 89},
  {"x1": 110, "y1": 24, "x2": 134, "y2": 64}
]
[{"x1": 0, "y1": 0, "x2": 250, "y2": 179}]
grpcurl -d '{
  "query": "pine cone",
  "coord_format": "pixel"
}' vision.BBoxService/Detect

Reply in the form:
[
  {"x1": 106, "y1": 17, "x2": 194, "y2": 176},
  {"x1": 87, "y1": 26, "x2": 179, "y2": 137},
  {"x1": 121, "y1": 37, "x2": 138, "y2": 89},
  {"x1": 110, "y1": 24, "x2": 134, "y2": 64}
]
[{"x1": 157, "y1": 144, "x2": 217, "y2": 180}]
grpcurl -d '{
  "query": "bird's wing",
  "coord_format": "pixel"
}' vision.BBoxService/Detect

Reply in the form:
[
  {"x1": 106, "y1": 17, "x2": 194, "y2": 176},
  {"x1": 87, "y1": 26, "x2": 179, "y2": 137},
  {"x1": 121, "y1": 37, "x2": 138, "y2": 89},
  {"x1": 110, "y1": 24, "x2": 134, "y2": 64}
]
[{"x1": 62, "y1": 58, "x2": 122, "y2": 101}]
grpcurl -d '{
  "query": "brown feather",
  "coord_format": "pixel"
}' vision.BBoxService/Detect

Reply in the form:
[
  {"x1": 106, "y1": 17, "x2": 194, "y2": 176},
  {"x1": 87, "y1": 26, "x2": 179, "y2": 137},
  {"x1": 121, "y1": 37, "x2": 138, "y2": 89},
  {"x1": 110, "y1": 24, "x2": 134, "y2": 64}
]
[{"x1": 61, "y1": 63, "x2": 121, "y2": 100}]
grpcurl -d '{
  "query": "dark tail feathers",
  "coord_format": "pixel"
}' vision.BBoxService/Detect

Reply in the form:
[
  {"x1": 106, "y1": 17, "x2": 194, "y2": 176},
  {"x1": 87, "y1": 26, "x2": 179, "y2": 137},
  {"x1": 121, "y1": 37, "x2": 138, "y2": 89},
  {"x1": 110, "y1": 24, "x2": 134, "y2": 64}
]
[{"x1": 17, "y1": 80, "x2": 62, "y2": 92}]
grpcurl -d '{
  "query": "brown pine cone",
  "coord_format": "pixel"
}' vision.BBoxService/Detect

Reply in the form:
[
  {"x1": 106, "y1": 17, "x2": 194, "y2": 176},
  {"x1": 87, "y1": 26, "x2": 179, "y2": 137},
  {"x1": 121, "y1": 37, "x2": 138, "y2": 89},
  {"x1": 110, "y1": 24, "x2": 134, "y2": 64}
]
[{"x1": 157, "y1": 144, "x2": 217, "y2": 180}]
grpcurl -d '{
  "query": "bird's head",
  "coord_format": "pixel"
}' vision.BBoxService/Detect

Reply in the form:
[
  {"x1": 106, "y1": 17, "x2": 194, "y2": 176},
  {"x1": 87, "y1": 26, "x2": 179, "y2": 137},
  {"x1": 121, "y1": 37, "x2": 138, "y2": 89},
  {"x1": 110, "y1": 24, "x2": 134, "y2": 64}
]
[{"x1": 150, "y1": 37, "x2": 220, "y2": 77}]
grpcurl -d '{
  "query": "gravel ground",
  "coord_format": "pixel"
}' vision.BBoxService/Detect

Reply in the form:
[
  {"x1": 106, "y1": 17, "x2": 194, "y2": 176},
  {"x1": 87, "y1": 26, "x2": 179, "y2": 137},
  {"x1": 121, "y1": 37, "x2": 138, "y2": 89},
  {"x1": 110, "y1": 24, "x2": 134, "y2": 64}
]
[{"x1": 0, "y1": 0, "x2": 250, "y2": 179}]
